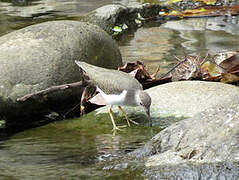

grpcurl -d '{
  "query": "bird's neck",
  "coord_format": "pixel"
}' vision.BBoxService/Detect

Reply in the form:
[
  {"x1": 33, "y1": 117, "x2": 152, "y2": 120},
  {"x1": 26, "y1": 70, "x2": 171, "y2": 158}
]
[
  {"x1": 124, "y1": 89, "x2": 142, "y2": 107},
  {"x1": 134, "y1": 90, "x2": 142, "y2": 106}
]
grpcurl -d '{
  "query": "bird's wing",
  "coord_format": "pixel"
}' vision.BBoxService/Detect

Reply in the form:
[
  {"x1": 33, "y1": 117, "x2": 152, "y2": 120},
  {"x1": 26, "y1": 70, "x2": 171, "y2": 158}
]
[{"x1": 75, "y1": 61, "x2": 143, "y2": 94}]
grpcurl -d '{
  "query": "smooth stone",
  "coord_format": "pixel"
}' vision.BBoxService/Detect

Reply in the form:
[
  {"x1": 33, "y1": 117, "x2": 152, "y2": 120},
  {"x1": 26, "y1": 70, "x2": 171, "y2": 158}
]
[
  {"x1": 148, "y1": 80, "x2": 239, "y2": 117},
  {"x1": 0, "y1": 20, "x2": 122, "y2": 128},
  {"x1": 84, "y1": 3, "x2": 163, "y2": 34}
]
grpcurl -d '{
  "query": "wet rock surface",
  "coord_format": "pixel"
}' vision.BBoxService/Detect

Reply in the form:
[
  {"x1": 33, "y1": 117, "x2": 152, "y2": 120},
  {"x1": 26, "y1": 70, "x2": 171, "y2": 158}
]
[
  {"x1": 143, "y1": 162, "x2": 239, "y2": 179},
  {"x1": 102, "y1": 82, "x2": 239, "y2": 179},
  {"x1": 0, "y1": 20, "x2": 122, "y2": 130},
  {"x1": 129, "y1": 94, "x2": 239, "y2": 179},
  {"x1": 84, "y1": 3, "x2": 164, "y2": 35},
  {"x1": 137, "y1": 94, "x2": 239, "y2": 161}
]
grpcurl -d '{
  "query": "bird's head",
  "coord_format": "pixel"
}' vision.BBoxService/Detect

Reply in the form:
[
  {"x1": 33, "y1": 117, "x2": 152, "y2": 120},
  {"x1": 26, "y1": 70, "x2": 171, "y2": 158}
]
[{"x1": 138, "y1": 91, "x2": 151, "y2": 118}]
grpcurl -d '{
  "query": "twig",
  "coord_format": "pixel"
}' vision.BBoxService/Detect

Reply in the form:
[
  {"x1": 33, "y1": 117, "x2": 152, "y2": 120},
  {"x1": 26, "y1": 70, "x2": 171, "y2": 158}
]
[
  {"x1": 151, "y1": 65, "x2": 160, "y2": 79},
  {"x1": 17, "y1": 81, "x2": 89, "y2": 102},
  {"x1": 159, "y1": 58, "x2": 187, "y2": 79},
  {"x1": 200, "y1": 52, "x2": 209, "y2": 65},
  {"x1": 63, "y1": 102, "x2": 81, "y2": 118},
  {"x1": 174, "y1": 55, "x2": 182, "y2": 62}
]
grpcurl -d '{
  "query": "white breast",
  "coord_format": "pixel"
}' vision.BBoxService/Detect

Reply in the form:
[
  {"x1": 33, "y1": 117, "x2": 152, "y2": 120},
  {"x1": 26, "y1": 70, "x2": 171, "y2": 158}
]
[{"x1": 97, "y1": 87, "x2": 127, "y2": 105}]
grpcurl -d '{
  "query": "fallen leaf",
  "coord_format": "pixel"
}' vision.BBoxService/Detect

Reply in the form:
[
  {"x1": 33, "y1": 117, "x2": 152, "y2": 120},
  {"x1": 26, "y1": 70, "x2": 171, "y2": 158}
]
[
  {"x1": 197, "y1": 0, "x2": 217, "y2": 5},
  {"x1": 118, "y1": 61, "x2": 169, "y2": 89},
  {"x1": 122, "y1": 24, "x2": 128, "y2": 30},
  {"x1": 218, "y1": 53, "x2": 239, "y2": 73},
  {"x1": 135, "y1": 19, "x2": 142, "y2": 24},
  {"x1": 162, "y1": 5, "x2": 239, "y2": 18},
  {"x1": 172, "y1": 0, "x2": 183, "y2": 3},
  {"x1": 221, "y1": 73, "x2": 239, "y2": 83},
  {"x1": 137, "y1": 13, "x2": 145, "y2": 20},
  {"x1": 112, "y1": 26, "x2": 122, "y2": 32},
  {"x1": 173, "y1": 55, "x2": 203, "y2": 80},
  {"x1": 201, "y1": 61, "x2": 221, "y2": 77}
]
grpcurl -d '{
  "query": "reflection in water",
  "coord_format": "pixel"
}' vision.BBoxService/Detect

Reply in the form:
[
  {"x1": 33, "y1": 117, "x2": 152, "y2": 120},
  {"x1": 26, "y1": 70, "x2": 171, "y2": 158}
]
[
  {"x1": 7, "y1": 0, "x2": 38, "y2": 6},
  {"x1": 118, "y1": 16, "x2": 239, "y2": 78},
  {"x1": 0, "y1": 0, "x2": 120, "y2": 17},
  {"x1": 118, "y1": 25, "x2": 187, "y2": 76},
  {"x1": 0, "y1": 112, "x2": 159, "y2": 179},
  {"x1": 162, "y1": 16, "x2": 239, "y2": 55},
  {"x1": 0, "y1": 0, "x2": 126, "y2": 36}
]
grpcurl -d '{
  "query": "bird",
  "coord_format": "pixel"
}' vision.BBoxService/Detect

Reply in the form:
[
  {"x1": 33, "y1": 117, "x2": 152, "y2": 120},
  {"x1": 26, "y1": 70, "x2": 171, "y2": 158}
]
[{"x1": 75, "y1": 60, "x2": 151, "y2": 131}]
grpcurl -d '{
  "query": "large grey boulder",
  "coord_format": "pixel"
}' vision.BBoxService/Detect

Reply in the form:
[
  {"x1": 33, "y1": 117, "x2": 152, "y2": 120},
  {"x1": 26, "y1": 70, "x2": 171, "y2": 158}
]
[
  {"x1": 128, "y1": 94, "x2": 239, "y2": 179},
  {"x1": 84, "y1": 3, "x2": 163, "y2": 35},
  {"x1": 148, "y1": 80, "x2": 239, "y2": 117},
  {"x1": 0, "y1": 20, "x2": 122, "y2": 128},
  {"x1": 144, "y1": 95, "x2": 239, "y2": 163}
]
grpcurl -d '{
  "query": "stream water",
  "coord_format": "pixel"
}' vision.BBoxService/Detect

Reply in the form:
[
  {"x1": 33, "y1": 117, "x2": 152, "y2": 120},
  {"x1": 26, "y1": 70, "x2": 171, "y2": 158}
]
[{"x1": 1, "y1": 0, "x2": 239, "y2": 179}]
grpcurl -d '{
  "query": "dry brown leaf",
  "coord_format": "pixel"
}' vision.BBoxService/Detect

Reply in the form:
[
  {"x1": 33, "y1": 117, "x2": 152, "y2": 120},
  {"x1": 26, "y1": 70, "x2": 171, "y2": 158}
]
[
  {"x1": 164, "y1": 5, "x2": 239, "y2": 18},
  {"x1": 173, "y1": 55, "x2": 204, "y2": 80},
  {"x1": 194, "y1": 0, "x2": 217, "y2": 5},
  {"x1": 221, "y1": 73, "x2": 239, "y2": 83}
]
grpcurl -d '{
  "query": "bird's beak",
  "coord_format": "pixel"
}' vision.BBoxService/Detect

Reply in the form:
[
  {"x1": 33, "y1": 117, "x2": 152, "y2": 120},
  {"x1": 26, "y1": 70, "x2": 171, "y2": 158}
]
[
  {"x1": 144, "y1": 107, "x2": 152, "y2": 126},
  {"x1": 144, "y1": 107, "x2": 151, "y2": 120}
]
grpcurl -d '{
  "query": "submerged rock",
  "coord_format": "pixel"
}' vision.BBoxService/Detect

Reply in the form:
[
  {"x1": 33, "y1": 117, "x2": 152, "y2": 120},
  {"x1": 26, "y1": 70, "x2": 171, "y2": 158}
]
[{"x1": 0, "y1": 20, "x2": 122, "y2": 130}]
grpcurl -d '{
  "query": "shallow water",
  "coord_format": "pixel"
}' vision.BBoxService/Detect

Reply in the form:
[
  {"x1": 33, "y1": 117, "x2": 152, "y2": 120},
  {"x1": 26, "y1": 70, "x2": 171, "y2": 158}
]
[
  {"x1": 1, "y1": 0, "x2": 239, "y2": 179},
  {"x1": 0, "y1": 112, "x2": 160, "y2": 179},
  {"x1": 0, "y1": 0, "x2": 130, "y2": 36},
  {"x1": 119, "y1": 16, "x2": 239, "y2": 75}
]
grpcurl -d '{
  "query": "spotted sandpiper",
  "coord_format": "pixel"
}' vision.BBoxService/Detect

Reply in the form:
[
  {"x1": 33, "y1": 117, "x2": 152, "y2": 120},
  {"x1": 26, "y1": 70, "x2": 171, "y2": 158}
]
[{"x1": 75, "y1": 61, "x2": 151, "y2": 131}]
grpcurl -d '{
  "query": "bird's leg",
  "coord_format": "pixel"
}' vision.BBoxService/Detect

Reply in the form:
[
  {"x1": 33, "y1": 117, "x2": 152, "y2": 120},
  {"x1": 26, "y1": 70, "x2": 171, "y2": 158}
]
[
  {"x1": 118, "y1": 106, "x2": 139, "y2": 126},
  {"x1": 108, "y1": 106, "x2": 118, "y2": 131},
  {"x1": 118, "y1": 106, "x2": 130, "y2": 127},
  {"x1": 108, "y1": 105, "x2": 126, "y2": 131}
]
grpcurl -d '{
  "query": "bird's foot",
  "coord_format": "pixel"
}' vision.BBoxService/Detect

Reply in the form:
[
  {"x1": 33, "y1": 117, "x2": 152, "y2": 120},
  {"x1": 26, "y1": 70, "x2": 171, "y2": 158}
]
[
  {"x1": 111, "y1": 125, "x2": 127, "y2": 136},
  {"x1": 118, "y1": 106, "x2": 139, "y2": 126},
  {"x1": 112, "y1": 125, "x2": 127, "y2": 131},
  {"x1": 127, "y1": 118, "x2": 139, "y2": 126}
]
